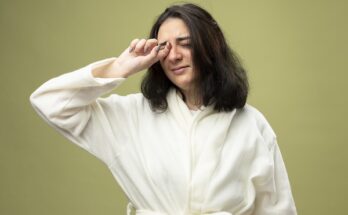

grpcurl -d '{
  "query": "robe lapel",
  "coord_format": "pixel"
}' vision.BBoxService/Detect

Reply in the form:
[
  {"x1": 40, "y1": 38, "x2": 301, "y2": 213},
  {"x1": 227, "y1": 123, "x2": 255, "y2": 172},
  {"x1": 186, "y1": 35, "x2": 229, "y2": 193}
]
[
  {"x1": 167, "y1": 88, "x2": 193, "y2": 133},
  {"x1": 190, "y1": 108, "x2": 237, "y2": 209}
]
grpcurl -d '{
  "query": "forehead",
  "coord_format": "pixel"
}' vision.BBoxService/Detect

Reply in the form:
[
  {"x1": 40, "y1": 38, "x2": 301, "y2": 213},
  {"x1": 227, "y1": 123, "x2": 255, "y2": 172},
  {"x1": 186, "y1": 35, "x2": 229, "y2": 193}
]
[{"x1": 157, "y1": 18, "x2": 190, "y2": 40}]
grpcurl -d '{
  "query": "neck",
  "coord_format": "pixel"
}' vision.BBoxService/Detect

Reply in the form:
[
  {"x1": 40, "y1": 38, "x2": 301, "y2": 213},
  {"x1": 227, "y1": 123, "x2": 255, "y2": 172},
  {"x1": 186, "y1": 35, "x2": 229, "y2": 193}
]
[{"x1": 181, "y1": 87, "x2": 202, "y2": 110}]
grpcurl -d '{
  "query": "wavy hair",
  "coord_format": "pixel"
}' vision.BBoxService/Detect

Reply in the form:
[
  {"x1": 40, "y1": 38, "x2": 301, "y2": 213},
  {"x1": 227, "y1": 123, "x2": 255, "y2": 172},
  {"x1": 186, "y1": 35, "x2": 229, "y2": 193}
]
[{"x1": 141, "y1": 3, "x2": 249, "y2": 112}]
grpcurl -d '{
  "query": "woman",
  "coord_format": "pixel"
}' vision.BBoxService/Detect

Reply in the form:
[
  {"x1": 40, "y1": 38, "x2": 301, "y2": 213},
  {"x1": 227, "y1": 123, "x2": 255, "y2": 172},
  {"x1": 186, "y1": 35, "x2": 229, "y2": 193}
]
[{"x1": 30, "y1": 3, "x2": 297, "y2": 215}]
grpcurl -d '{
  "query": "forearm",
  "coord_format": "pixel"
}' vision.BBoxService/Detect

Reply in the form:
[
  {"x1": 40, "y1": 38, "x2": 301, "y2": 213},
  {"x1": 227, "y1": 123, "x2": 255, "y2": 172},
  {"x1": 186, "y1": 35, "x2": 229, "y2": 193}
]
[
  {"x1": 30, "y1": 58, "x2": 125, "y2": 134},
  {"x1": 92, "y1": 57, "x2": 130, "y2": 78}
]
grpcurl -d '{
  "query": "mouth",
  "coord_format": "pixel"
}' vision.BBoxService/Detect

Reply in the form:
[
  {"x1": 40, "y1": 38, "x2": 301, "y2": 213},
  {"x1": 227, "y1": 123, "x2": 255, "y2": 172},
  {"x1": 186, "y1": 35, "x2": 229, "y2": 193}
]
[{"x1": 170, "y1": 66, "x2": 190, "y2": 74}]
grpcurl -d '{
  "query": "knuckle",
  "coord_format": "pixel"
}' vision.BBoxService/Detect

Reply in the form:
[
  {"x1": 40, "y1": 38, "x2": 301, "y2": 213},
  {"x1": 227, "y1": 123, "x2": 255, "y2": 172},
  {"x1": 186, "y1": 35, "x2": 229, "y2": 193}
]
[
  {"x1": 131, "y1": 38, "x2": 139, "y2": 44},
  {"x1": 136, "y1": 39, "x2": 146, "y2": 47}
]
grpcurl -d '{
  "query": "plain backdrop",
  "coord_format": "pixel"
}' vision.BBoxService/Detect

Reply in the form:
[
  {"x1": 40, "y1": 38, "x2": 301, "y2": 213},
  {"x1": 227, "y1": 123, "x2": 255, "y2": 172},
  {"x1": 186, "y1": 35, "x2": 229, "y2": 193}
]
[{"x1": 1, "y1": 0, "x2": 347, "y2": 214}]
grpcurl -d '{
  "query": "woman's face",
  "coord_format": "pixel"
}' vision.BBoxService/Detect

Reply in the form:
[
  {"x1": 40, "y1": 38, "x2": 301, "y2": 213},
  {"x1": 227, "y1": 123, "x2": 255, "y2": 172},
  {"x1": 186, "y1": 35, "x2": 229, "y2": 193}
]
[{"x1": 157, "y1": 18, "x2": 197, "y2": 92}]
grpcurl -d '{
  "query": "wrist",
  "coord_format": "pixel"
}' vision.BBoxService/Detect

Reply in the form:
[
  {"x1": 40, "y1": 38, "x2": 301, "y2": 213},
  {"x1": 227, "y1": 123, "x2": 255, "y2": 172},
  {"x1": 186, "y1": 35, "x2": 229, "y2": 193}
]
[{"x1": 92, "y1": 59, "x2": 130, "y2": 78}]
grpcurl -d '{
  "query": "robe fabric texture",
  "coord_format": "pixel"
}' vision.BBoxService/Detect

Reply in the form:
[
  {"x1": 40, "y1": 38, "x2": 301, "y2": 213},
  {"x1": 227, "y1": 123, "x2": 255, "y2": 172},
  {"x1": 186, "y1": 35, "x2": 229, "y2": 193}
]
[{"x1": 30, "y1": 58, "x2": 297, "y2": 215}]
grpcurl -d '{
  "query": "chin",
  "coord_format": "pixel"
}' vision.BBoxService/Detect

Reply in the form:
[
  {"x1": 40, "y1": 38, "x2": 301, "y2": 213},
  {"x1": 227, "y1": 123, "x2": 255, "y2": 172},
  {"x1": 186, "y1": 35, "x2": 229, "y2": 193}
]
[{"x1": 165, "y1": 70, "x2": 196, "y2": 91}]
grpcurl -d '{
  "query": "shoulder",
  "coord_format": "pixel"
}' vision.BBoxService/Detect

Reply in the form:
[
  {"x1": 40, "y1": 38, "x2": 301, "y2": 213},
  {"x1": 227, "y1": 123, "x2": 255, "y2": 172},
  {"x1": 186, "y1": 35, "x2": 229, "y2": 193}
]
[{"x1": 235, "y1": 104, "x2": 277, "y2": 147}]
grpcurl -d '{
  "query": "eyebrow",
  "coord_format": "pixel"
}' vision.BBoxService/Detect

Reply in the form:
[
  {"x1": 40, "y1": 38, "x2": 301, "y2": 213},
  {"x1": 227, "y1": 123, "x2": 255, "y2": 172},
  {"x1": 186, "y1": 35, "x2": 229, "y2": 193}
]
[{"x1": 158, "y1": 36, "x2": 191, "y2": 46}]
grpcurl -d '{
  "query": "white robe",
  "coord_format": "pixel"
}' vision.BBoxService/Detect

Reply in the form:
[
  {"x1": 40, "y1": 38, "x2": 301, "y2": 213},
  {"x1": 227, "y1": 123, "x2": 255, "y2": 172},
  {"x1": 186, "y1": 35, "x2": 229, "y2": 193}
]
[{"x1": 30, "y1": 58, "x2": 297, "y2": 215}]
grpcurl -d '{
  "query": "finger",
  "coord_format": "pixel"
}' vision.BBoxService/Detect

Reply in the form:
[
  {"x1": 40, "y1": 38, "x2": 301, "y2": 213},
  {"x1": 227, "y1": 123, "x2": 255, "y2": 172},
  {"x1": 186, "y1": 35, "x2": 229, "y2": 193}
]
[
  {"x1": 156, "y1": 42, "x2": 171, "y2": 60},
  {"x1": 144, "y1": 39, "x2": 158, "y2": 53},
  {"x1": 155, "y1": 41, "x2": 168, "y2": 52},
  {"x1": 134, "y1": 39, "x2": 147, "y2": 54},
  {"x1": 129, "y1": 38, "x2": 140, "y2": 53},
  {"x1": 145, "y1": 42, "x2": 171, "y2": 64}
]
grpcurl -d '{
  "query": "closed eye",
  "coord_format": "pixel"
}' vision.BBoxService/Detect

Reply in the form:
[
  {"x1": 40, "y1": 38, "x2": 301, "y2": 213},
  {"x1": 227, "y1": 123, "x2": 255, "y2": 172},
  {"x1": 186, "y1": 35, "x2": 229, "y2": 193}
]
[{"x1": 181, "y1": 43, "x2": 191, "y2": 48}]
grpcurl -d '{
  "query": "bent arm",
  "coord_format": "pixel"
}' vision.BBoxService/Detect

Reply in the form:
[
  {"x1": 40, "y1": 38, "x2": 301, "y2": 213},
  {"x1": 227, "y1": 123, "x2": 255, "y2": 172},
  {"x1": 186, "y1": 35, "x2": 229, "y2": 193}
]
[{"x1": 30, "y1": 57, "x2": 134, "y2": 165}]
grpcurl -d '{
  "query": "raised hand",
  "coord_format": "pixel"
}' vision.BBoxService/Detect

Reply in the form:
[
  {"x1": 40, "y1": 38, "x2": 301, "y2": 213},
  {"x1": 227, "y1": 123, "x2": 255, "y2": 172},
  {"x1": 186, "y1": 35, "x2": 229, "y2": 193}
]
[{"x1": 93, "y1": 38, "x2": 171, "y2": 78}]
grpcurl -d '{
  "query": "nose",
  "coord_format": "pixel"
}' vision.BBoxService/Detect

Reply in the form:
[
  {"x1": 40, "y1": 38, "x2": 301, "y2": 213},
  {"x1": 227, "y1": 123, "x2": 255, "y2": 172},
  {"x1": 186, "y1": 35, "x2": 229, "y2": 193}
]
[{"x1": 167, "y1": 44, "x2": 183, "y2": 63}]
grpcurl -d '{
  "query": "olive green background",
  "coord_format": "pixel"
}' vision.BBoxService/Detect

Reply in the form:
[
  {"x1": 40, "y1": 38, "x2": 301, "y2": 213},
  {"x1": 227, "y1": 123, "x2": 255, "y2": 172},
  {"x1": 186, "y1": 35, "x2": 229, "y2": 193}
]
[{"x1": 1, "y1": 0, "x2": 347, "y2": 214}]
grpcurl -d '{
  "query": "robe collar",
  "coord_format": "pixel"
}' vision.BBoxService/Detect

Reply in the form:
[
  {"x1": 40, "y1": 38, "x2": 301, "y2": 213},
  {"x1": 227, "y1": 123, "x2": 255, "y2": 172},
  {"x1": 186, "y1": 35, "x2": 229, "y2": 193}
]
[{"x1": 166, "y1": 88, "x2": 215, "y2": 132}]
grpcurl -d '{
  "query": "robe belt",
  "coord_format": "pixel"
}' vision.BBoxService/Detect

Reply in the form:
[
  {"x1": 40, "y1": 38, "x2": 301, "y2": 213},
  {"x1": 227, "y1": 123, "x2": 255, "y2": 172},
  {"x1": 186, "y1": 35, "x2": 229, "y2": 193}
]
[{"x1": 127, "y1": 202, "x2": 232, "y2": 215}]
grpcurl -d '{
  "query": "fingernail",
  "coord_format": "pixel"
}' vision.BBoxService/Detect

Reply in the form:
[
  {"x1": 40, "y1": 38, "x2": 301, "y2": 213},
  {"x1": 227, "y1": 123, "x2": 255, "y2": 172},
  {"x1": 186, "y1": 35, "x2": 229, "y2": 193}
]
[
  {"x1": 129, "y1": 47, "x2": 134, "y2": 53},
  {"x1": 156, "y1": 42, "x2": 166, "y2": 52}
]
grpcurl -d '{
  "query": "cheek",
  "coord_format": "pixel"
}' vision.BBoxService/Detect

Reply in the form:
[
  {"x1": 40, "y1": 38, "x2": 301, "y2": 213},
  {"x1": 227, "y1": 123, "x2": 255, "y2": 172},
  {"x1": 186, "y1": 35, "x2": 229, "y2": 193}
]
[
  {"x1": 160, "y1": 59, "x2": 170, "y2": 71},
  {"x1": 159, "y1": 61, "x2": 170, "y2": 78},
  {"x1": 159, "y1": 60, "x2": 166, "y2": 71},
  {"x1": 184, "y1": 51, "x2": 193, "y2": 62}
]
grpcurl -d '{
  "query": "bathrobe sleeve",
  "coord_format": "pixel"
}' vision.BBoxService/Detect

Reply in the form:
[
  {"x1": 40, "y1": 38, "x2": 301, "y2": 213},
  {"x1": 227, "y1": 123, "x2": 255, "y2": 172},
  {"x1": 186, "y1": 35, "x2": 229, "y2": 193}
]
[
  {"x1": 247, "y1": 106, "x2": 297, "y2": 215},
  {"x1": 253, "y1": 137, "x2": 297, "y2": 215},
  {"x1": 30, "y1": 57, "x2": 136, "y2": 166}
]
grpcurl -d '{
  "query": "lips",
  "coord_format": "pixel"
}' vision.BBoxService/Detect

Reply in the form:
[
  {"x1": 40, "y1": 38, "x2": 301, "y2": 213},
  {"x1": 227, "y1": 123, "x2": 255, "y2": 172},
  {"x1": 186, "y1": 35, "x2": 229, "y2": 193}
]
[
  {"x1": 170, "y1": 66, "x2": 189, "y2": 74},
  {"x1": 171, "y1": 65, "x2": 189, "y2": 70}
]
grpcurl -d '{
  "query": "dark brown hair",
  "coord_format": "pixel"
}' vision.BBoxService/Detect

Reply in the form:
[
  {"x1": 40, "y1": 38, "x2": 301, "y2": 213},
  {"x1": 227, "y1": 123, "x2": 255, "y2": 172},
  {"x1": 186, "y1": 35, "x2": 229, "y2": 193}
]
[{"x1": 141, "y1": 3, "x2": 249, "y2": 112}]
